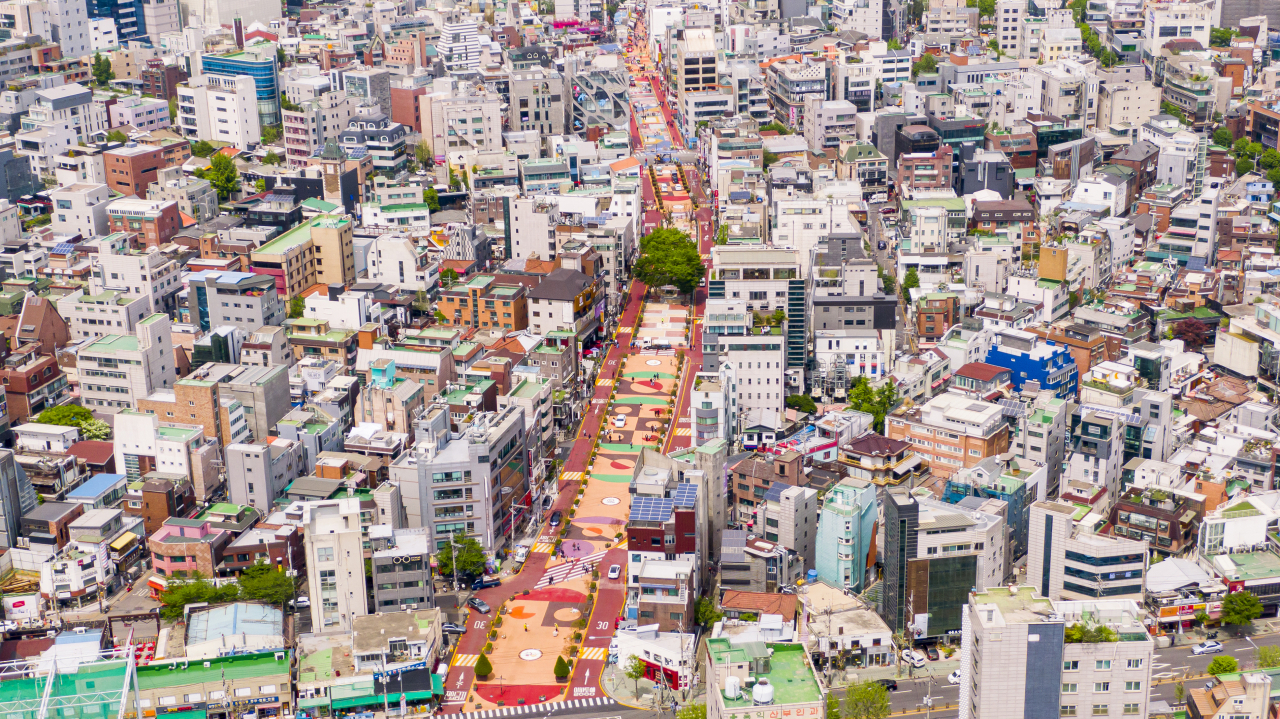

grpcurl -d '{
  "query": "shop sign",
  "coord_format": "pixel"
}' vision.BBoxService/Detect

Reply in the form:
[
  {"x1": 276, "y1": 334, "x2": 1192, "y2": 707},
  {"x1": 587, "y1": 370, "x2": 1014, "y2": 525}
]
[
  {"x1": 223, "y1": 697, "x2": 279, "y2": 708},
  {"x1": 159, "y1": 705, "x2": 205, "y2": 714},
  {"x1": 375, "y1": 661, "x2": 427, "y2": 681}
]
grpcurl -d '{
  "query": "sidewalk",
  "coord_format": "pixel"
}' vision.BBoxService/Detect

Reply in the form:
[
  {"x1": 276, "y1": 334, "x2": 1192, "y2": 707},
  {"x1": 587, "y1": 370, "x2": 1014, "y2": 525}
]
[
  {"x1": 600, "y1": 663, "x2": 705, "y2": 710},
  {"x1": 831, "y1": 658, "x2": 961, "y2": 687}
]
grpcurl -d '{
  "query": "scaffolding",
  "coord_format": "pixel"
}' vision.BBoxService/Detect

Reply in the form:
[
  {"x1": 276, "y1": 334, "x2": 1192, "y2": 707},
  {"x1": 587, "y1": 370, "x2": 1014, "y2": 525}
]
[{"x1": 0, "y1": 633, "x2": 141, "y2": 719}]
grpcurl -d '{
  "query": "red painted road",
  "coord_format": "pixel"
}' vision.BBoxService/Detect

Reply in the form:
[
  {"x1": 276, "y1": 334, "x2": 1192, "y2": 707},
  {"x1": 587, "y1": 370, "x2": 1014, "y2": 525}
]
[{"x1": 441, "y1": 281, "x2": 647, "y2": 713}]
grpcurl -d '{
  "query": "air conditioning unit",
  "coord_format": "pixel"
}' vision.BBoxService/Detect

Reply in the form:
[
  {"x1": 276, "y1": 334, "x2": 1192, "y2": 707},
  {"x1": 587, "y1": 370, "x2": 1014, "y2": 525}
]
[
  {"x1": 73, "y1": 627, "x2": 86, "y2": 634},
  {"x1": 275, "y1": 652, "x2": 285, "y2": 661},
  {"x1": 203, "y1": 662, "x2": 211, "y2": 668},
  {"x1": 16, "y1": 537, "x2": 29, "y2": 548}
]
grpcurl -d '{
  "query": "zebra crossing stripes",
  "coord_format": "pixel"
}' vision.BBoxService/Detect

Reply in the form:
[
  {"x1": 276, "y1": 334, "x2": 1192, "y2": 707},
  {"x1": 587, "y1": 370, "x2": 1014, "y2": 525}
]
[
  {"x1": 449, "y1": 697, "x2": 617, "y2": 719},
  {"x1": 560, "y1": 471, "x2": 583, "y2": 484},
  {"x1": 531, "y1": 543, "x2": 555, "y2": 554},
  {"x1": 453, "y1": 654, "x2": 479, "y2": 667},
  {"x1": 673, "y1": 427, "x2": 691, "y2": 436},
  {"x1": 578, "y1": 646, "x2": 608, "y2": 661},
  {"x1": 535, "y1": 550, "x2": 608, "y2": 588},
  {"x1": 597, "y1": 378, "x2": 614, "y2": 387}
]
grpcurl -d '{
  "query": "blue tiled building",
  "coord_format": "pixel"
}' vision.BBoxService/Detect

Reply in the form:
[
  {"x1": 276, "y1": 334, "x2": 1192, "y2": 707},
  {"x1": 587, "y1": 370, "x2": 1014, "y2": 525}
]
[{"x1": 985, "y1": 328, "x2": 1078, "y2": 398}]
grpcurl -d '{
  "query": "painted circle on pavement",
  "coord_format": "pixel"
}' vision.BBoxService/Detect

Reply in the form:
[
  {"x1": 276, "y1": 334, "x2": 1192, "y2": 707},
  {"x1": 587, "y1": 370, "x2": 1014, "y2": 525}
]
[
  {"x1": 602, "y1": 497, "x2": 621, "y2": 506},
  {"x1": 520, "y1": 649, "x2": 543, "y2": 661}
]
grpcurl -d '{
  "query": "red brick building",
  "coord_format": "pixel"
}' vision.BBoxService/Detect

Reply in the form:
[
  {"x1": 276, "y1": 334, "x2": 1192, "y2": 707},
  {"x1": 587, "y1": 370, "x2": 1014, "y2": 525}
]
[
  {"x1": 139, "y1": 59, "x2": 189, "y2": 101},
  {"x1": 389, "y1": 86, "x2": 428, "y2": 133},
  {"x1": 898, "y1": 144, "x2": 953, "y2": 197},
  {"x1": 106, "y1": 199, "x2": 182, "y2": 248},
  {"x1": 124, "y1": 473, "x2": 196, "y2": 536},
  {"x1": 915, "y1": 292, "x2": 959, "y2": 342},
  {"x1": 104, "y1": 143, "x2": 174, "y2": 197},
  {"x1": 0, "y1": 345, "x2": 70, "y2": 425}
]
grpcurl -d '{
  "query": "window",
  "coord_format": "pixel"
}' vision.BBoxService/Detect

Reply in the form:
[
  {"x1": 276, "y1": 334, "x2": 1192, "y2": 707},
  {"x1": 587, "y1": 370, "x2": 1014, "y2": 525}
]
[
  {"x1": 1126, "y1": 659, "x2": 1142, "y2": 669},
  {"x1": 1095, "y1": 660, "x2": 1111, "y2": 670},
  {"x1": 1122, "y1": 705, "x2": 1139, "y2": 716},
  {"x1": 1062, "y1": 684, "x2": 1077, "y2": 694},
  {"x1": 234, "y1": 688, "x2": 252, "y2": 698},
  {"x1": 317, "y1": 547, "x2": 334, "y2": 562},
  {"x1": 1092, "y1": 707, "x2": 1108, "y2": 717},
  {"x1": 260, "y1": 685, "x2": 277, "y2": 694},
  {"x1": 1061, "y1": 707, "x2": 1077, "y2": 717},
  {"x1": 1094, "y1": 683, "x2": 1110, "y2": 693},
  {"x1": 1064, "y1": 661, "x2": 1079, "y2": 671},
  {"x1": 1124, "y1": 682, "x2": 1140, "y2": 692}
]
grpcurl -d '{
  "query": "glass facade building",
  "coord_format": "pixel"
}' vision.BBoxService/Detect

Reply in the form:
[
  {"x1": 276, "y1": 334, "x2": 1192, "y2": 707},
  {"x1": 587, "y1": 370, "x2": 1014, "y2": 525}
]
[{"x1": 201, "y1": 51, "x2": 281, "y2": 126}]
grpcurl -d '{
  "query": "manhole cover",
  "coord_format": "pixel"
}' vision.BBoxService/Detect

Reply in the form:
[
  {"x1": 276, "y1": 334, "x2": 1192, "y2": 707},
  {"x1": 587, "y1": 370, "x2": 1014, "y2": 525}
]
[
  {"x1": 520, "y1": 649, "x2": 543, "y2": 661},
  {"x1": 602, "y1": 497, "x2": 621, "y2": 506}
]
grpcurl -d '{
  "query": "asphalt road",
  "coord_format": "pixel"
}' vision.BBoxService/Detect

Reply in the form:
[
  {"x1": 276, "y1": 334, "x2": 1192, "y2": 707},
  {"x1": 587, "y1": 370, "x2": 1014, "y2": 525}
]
[{"x1": 871, "y1": 631, "x2": 1280, "y2": 718}]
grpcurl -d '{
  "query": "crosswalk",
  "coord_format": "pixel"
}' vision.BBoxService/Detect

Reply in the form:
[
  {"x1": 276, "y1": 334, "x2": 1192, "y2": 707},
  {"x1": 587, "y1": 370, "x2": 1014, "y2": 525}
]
[
  {"x1": 453, "y1": 654, "x2": 480, "y2": 667},
  {"x1": 578, "y1": 646, "x2": 608, "y2": 661},
  {"x1": 596, "y1": 378, "x2": 614, "y2": 387},
  {"x1": 673, "y1": 428, "x2": 691, "y2": 436},
  {"x1": 560, "y1": 471, "x2": 583, "y2": 484},
  {"x1": 531, "y1": 542, "x2": 555, "y2": 554},
  {"x1": 449, "y1": 696, "x2": 617, "y2": 719},
  {"x1": 536, "y1": 549, "x2": 609, "y2": 588}
]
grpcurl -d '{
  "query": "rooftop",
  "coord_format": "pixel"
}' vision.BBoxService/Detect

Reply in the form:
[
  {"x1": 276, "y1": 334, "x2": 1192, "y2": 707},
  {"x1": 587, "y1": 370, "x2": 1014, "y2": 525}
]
[{"x1": 706, "y1": 641, "x2": 822, "y2": 707}]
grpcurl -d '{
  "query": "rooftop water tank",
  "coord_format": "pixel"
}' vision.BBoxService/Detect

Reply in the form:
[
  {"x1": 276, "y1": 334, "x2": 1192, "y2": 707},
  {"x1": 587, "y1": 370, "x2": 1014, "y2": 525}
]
[
  {"x1": 752, "y1": 678, "x2": 774, "y2": 705},
  {"x1": 724, "y1": 675, "x2": 741, "y2": 699}
]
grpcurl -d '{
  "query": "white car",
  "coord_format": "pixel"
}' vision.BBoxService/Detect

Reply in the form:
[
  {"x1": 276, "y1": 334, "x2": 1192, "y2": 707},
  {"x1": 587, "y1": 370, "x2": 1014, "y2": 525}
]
[
  {"x1": 900, "y1": 650, "x2": 926, "y2": 668},
  {"x1": 614, "y1": 414, "x2": 626, "y2": 428},
  {"x1": 1192, "y1": 641, "x2": 1224, "y2": 655},
  {"x1": 948, "y1": 671, "x2": 961, "y2": 685},
  {"x1": 608, "y1": 564, "x2": 622, "y2": 579}
]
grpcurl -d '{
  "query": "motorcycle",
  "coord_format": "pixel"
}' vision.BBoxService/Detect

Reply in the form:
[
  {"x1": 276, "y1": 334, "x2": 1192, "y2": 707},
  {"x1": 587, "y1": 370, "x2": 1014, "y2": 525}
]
[{"x1": 1207, "y1": 631, "x2": 1219, "y2": 639}]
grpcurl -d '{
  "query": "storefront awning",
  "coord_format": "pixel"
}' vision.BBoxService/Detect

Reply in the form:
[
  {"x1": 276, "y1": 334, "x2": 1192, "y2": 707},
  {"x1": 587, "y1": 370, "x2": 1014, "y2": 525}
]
[
  {"x1": 430, "y1": 674, "x2": 444, "y2": 696},
  {"x1": 110, "y1": 532, "x2": 137, "y2": 551},
  {"x1": 329, "y1": 695, "x2": 380, "y2": 710},
  {"x1": 156, "y1": 710, "x2": 205, "y2": 719},
  {"x1": 297, "y1": 698, "x2": 330, "y2": 709}
]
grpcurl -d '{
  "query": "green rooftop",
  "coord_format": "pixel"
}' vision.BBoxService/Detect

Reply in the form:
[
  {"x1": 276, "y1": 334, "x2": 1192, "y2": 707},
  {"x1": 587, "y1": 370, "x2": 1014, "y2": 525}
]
[
  {"x1": 84, "y1": 334, "x2": 139, "y2": 353},
  {"x1": 1218, "y1": 551, "x2": 1280, "y2": 582},
  {"x1": 157, "y1": 426, "x2": 200, "y2": 442},
  {"x1": 706, "y1": 641, "x2": 821, "y2": 707}
]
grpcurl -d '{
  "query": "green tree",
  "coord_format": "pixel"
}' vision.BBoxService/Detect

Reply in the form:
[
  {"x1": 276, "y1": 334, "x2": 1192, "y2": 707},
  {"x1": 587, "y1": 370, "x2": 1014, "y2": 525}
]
[
  {"x1": 977, "y1": 0, "x2": 995, "y2": 19},
  {"x1": 92, "y1": 53, "x2": 115, "y2": 86},
  {"x1": 1174, "y1": 683, "x2": 1185, "y2": 705},
  {"x1": 475, "y1": 653, "x2": 493, "y2": 678},
  {"x1": 826, "y1": 691, "x2": 843, "y2": 719},
  {"x1": 633, "y1": 228, "x2": 704, "y2": 295},
  {"x1": 1160, "y1": 102, "x2": 1187, "y2": 125},
  {"x1": 1233, "y1": 137, "x2": 1251, "y2": 157},
  {"x1": 263, "y1": 151, "x2": 282, "y2": 166},
  {"x1": 1207, "y1": 655, "x2": 1239, "y2": 675},
  {"x1": 36, "y1": 405, "x2": 94, "y2": 428},
  {"x1": 414, "y1": 142, "x2": 433, "y2": 167},
  {"x1": 1260, "y1": 149, "x2": 1280, "y2": 171},
  {"x1": 191, "y1": 140, "x2": 216, "y2": 157},
  {"x1": 695, "y1": 596, "x2": 723, "y2": 627},
  {"x1": 1257, "y1": 645, "x2": 1280, "y2": 668},
  {"x1": 786, "y1": 394, "x2": 819, "y2": 415},
  {"x1": 280, "y1": 93, "x2": 302, "y2": 112},
  {"x1": 677, "y1": 706, "x2": 707, "y2": 719},
  {"x1": 847, "y1": 376, "x2": 897, "y2": 434},
  {"x1": 624, "y1": 655, "x2": 647, "y2": 697},
  {"x1": 441, "y1": 267, "x2": 460, "y2": 288},
  {"x1": 758, "y1": 122, "x2": 793, "y2": 135},
  {"x1": 158, "y1": 574, "x2": 240, "y2": 620},
  {"x1": 901, "y1": 267, "x2": 920, "y2": 301},
  {"x1": 424, "y1": 187, "x2": 441, "y2": 211},
  {"x1": 912, "y1": 53, "x2": 937, "y2": 78},
  {"x1": 886, "y1": 38, "x2": 903, "y2": 50},
  {"x1": 763, "y1": 149, "x2": 780, "y2": 168},
  {"x1": 1210, "y1": 27, "x2": 1237, "y2": 47},
  {"x1": 254, "y1": 178, "x2": 267, "y2": 193},
  {"x1": 202, "y1": 153, "x2": 241, "y2": 201},
  {"x1": 106, "y1": 129, "x2": 129, "y2": 143},
  {"x1": 845, "y1": 681, "x2": 891, "y2": 719},
  {"x1": 1267, "y1": 167, "x2": 1280, "y2": 185},
  {"x1": 288, "y1": 295, "x2": 305, "y2": 319},
  {"x1": 262, "y1": 125, "x2": 281, "y2": 144},
  {"x1": 435, "y1": 534, "x2": 487, "y2": 579},
  {"x1": 553, "y1": 655, "x2": 571, "y2": 679},
  {"x1": 168, "y1": 97, "x2": 177, "y2": 121},
  {"x1": 237, "y1": 562, "x2": 294, "y2": 605},
  {"x1": 1213, "y1": 128, "x2": 1235, "y2": 148},
  {"x1": 1237, "y1": 158, "x2": 1255, "y2": 175},
  {"x1": 80, "y1": 419, "x2": 111, "y2": 441},
  {"x1": 716, "y1": 224, "x2": 728, "y2": 245},
  {"x1": 1221, "y1": 590, "x2": 1264, "y2": 631},
  {"x1": 1194, "y1": 610, "x2": 1211, "y2": 626}
]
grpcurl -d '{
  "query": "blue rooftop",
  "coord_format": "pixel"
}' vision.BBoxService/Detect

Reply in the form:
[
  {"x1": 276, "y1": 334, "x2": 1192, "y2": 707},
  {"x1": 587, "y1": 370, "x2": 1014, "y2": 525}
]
[
  {"x1": 187, "y1": 603, "x2": 284, "y2": 646},
  {"x1": 67, "y1": 473, "x2": 127, "y2": 499}
]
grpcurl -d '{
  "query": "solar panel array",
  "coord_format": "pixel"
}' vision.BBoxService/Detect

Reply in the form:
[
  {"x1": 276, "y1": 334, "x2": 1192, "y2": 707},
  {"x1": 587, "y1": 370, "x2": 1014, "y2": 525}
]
[
  {"x1": 629, "y1": 495, "x2": 673, "y2": 522},
  {"x1": 52, "y1": 242, "x2": 77, "y2": 255},
  {"x1": 672, "y1": 482, "x2": 698, "y2": 508}
]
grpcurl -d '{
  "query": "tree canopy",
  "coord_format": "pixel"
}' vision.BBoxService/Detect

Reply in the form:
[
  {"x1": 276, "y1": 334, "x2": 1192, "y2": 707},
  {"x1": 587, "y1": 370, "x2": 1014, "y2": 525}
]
[
  {"x1": 159, "y1": 574, "x2": 241, "y2": 620},
  {"x1": 91, "y1": 54, "x2": 114, "y2": 86},
  {"x1": 36, "y1": 405, "x2": 94, "y2": 428},
  {"x1": 695, "y1": 596, "x2": 723, "y2": 628},
  {"x1": 198, "y1": 153, "x2": 241, "y2": 201},
  {"x1": 1221, "y1": 590, "x2": 1263, "y2": 629},
  {"x1": 845, "y1": 681, "x2": 891, "y2": 719},
  {"x1": 1207, "y1": 655, "x2": 1239, "y2": 675},
  {"x1": 1172, "y1": 318, "x2": 1211, "y2": 351},
  {"x1": 633, "y1": 228, "x2": 704, "y2": 295},
  {"x1": 105, "y1": 130, "x2": 129, "y2": 143},
  {"x1": 435, "y1": 533, "x2": 487, "y2": 579},
  {"x1": 262, "y1": 151, "x2": 282, "y2": 166},
  {"x1": 237, "y1": 562, "x2": 294, "y2": 605},
  {"x1": 786, "y1": 394, "x2": 818, "y2": 415},
  {"x1": 1212, "y1": 128, "x2": 1234, "y2": 148},
  {"x1": 912, "y1": 53, "x2": 937, "y2": 78},
  {"x1": 901, "y1": 267, "x2": 920, "y2": 301},
  {"x1": 191, "y1": 140, "x2": 216, "y2": 157},
  {"x1": 848, "y1": 376, "x2": 897, "y2": 434}
]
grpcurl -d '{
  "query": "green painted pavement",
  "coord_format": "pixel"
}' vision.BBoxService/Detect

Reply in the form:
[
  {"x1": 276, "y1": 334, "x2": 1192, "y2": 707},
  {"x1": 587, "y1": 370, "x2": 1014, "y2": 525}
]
[
  {"x1": 622, "y1": 372, "x2": 677, "y2": 379},
  {"x1": 598, "y1": 443, "x2": 655, "y2": 452},
  {"x1": 612, "y1": 396, "x2": 670, "y2": 405},
  {"x1": 590, "y1": 473, "x2": 634, "y2": 483}
]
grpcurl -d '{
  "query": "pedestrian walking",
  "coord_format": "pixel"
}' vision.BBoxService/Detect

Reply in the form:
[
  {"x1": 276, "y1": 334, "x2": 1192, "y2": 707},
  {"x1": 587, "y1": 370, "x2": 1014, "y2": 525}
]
[{"x1": 523, "y1": 623, "x2": 528, "y2": 632}]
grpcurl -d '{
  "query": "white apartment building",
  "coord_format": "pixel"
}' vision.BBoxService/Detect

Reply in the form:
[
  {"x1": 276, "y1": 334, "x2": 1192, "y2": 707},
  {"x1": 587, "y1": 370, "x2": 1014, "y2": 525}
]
[
  {"x1": 814, "y1": 328, "x2": 886, "y2": 385},
  {"x1": 17, "y1": 84, "x2": 107, "y2": 177},
  {"x1": 830, "y1": 0, "x2": 884, "y2": 38},
  {"x1": 112, "y1": 410, "x2": 208, "y2": 479},
  {"x1": 139, "y1": 0, "x2": 178, "y2": 41},
  {"x1": 56, "y1": 289, "x2": 152, "y2": 342},
  {"x1": 76, "y1": 313, "x2": 176, "y2": 412},
  {"x1": 281, "y1": 91, "x2": 357, "y2": 168},
  {"x1": 49, "y1": 182, "x2": 111, "y2": 239},
  {"x1": 1008, "y1": 271, "x2": 1070, "y2": 322},
  {"x1": 89, "y1": 17, "x2": 116, "y2": 51},
  {"x1": 437, "y1": 15, "x2": 480, "y2": 74},
  {"x1": 1197, "y1": 491, "x2": 1280, "y2": 557},
  {"x1": 689, "y1": 364, "x2": 736, "y2": 448},
  {"x1": 176, "y1": 74, "x2": 262, "y2": 151},
  {"x1": 178, "y1": 0, "x2": 282, "y2": 29},
  {"x1": 147, "y1": 166, "x2": 218, "y2": 223},
  {"x1": 996, "y1": 0, "x2": 1024, "y2": 54},
  {"x1": 109, "y1": 96, "x2": 170, "y2": 132},
  {"x1": 960, "y1": 587, "x2": 1154, "y2": 719},
  {"x1": 1027, "y1": 500, "x2": 1148, "y2": 602},
  {"x1": 1097, "y1": 81, "x2": 1160, "y2": 129},
  {"x1": 48, "y1": 0, "x2": 90, "y2": 60},
  {"x1": 703, "y1": 298, "x2": 786, "y2": 425},
  {"x1": 364, "y1": 234, "x2": 437, "y2": 292},
  {"x1": 305, "y1": 497, "x2": 368, "y2": 633},
  {"x1": 1142, "y1": 0, "x2": 1212, "y2": 63},
  {"x1": 422, "y1": 90, "x2": 504, "y2": 159},
  {"x1": 0, "y1": 0, "x2": 52, "y2": 39},
  {"x1": 226, "y1": 438, "x2": 306, "y2": 510},
  {"x1": 89, "y1": 239, "x2": 184, "y2": 314},
  {"x1": 54, "y1": 145, "x2": 106, "y2": 186},
  {"x1": 917, "y1": 493, "x2": 1008, "y2": 589}
]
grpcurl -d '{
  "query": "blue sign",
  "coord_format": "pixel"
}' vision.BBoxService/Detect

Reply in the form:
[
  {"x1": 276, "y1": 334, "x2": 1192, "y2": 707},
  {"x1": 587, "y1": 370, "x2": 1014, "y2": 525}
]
[{"x1": 375, "y1": 661, "x2": 427, "y2": 681}]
